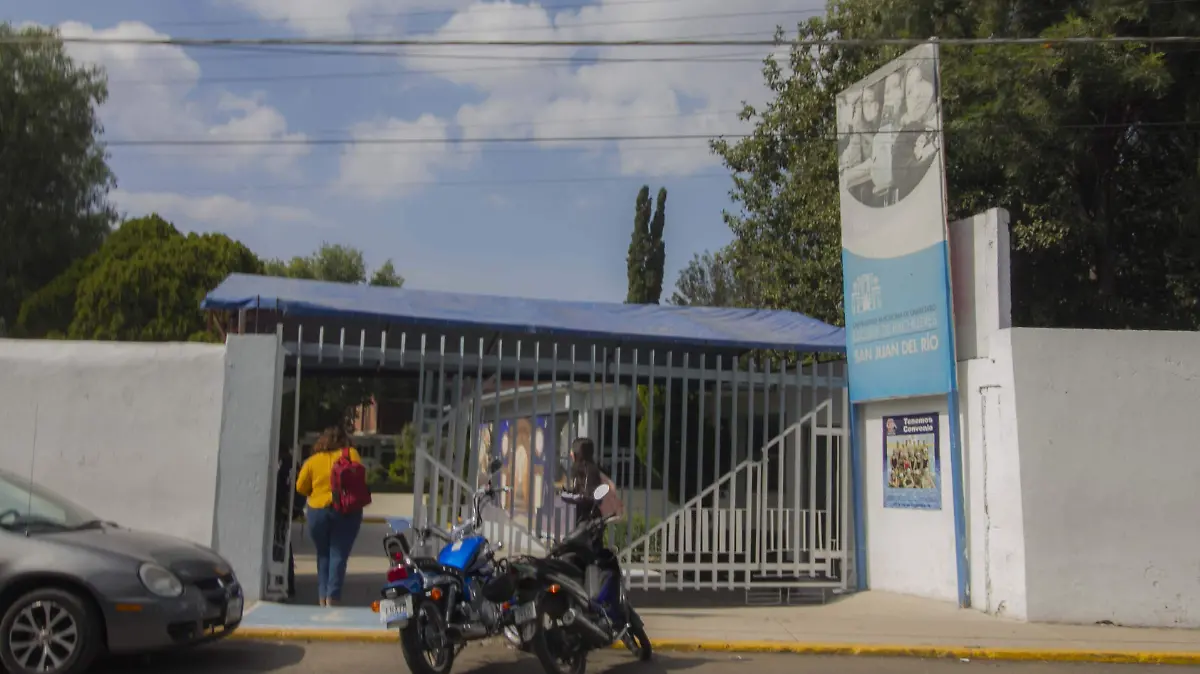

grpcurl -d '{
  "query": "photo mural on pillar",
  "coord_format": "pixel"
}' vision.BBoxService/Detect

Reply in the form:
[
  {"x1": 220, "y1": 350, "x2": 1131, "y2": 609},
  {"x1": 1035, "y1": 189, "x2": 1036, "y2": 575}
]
[
  {"x1": 476, "y1": 417, "x2": 571, "y2": 532},
  {"x1": 836, "y1": 42, "x2": 957, "y2": 403}
]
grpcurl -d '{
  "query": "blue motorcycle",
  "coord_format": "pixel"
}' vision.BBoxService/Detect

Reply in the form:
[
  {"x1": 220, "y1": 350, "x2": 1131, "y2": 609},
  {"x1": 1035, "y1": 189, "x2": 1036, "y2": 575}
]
[{"x1": 375, "y1": 459, "x2": 533, "y2": 674}]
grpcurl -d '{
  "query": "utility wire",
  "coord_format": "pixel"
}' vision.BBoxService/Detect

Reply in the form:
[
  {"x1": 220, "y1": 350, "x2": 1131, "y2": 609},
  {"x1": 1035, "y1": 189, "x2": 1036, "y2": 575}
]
[
  {"x1": 19, "y1": 35, "x2": 1200, "y2": 48},
  {"x1": 103, "y1": 133, "x2": 750, "y2": 147}
]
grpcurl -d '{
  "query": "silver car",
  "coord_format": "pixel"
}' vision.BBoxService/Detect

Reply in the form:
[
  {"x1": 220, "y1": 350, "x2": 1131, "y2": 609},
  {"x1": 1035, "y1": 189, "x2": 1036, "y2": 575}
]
[{"x1": 0, "y1": 468, "x2": 243, "y2": 674}]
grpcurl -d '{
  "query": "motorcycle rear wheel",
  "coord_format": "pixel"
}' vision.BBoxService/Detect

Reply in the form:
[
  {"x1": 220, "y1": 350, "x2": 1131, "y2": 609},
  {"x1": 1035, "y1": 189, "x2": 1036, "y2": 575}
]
[
  {"x1": 531, "y1": 605, "x2": 588, "y2": 674},
  {"x1": 400, "y1": 600, "x2": 456, "y2": 674}
]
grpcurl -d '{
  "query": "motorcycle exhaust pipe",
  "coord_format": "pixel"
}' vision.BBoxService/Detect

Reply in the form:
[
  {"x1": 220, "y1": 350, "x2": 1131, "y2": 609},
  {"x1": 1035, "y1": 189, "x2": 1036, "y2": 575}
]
[
  {"x1": 445, "y1": 623, "x2": 489, "y2": 641},
  {"x1": 561, "y1": 608, "x2": 610, "y2": 647}
]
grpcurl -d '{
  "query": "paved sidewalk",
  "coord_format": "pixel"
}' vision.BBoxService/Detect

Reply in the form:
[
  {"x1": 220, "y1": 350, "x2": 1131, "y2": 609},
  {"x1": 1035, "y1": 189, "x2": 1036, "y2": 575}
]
[{"x1": 235, "y1": 591, "x2": 1200, "y2": 664}]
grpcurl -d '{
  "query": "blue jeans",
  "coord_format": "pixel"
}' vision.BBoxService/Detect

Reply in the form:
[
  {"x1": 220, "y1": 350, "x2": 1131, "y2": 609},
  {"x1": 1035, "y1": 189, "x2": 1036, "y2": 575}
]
[{"x1": 306, "y1": 507, "x2": 363, "y2": 601}]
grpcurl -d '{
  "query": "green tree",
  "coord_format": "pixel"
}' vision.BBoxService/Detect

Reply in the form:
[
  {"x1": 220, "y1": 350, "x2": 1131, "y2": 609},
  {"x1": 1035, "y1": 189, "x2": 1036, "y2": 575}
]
[
  {"x1": 670, "y1": 249, "x2": 750, "y2": 307},
  {"x1": 370, "y1": 260, "x2": 405, "y2": 288},
  {"x1": 714, "y1": 0, "x2": 1200, "y2": 330},
  {"x1": 625, "y1": 186, "x2": 669, "y2": 305},
  {"x1": 66, "y1": 216, "x2": 262, "y2": 341},
  {"x1": 389, "y1": 423, "x2": 417, "y2": 487},
  {"x1": 18, "y1": 215, "x2": 180, "y2": 338},
  {"x1": 266, "y1": 243, "x2": 406, "y2": 431},
  {"x1": 1, "y1": 23, "x2": 115, "y2": 330}
]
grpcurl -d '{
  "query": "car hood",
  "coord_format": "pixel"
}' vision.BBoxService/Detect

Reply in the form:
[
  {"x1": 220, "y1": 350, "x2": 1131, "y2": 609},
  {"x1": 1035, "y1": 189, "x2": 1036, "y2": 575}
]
[{"x1": 49, "y1": 526, "x2": 232, "y2": 581}]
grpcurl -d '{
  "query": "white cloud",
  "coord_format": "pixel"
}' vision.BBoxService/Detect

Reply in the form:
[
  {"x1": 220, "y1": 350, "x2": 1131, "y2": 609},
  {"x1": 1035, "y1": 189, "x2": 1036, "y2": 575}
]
[
  {"x1": 403, "y1": 0, "x2": 812, "y2": 176},
  {"x1": 224, "y1": 0, "x2": 474, "y2": 37},
  {"x1": 112, "y1": 189, "x2": 318, "y2": 230},
  {"x1": 334, "y1": 114, "x2": 473, "y2": 200},
  {"x1": 58, "y1": 21, "x2": 308, "y2": 175}
]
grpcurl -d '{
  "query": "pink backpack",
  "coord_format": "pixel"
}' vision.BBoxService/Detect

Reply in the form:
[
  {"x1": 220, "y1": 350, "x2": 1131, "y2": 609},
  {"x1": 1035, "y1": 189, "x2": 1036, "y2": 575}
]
[{"x1": 330, "y1": 448, "x2": 372, "y2": 514}]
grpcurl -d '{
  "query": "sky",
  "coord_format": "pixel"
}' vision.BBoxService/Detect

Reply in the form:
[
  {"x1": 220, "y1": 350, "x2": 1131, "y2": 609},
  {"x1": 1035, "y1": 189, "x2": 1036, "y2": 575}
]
[{"x1": 8, "y1": 0, "x2": 824, "y2": 302}]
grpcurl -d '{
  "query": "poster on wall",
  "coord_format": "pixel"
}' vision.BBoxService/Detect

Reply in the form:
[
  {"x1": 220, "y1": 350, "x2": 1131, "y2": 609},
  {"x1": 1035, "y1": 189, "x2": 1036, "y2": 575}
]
[
  {"x1": 836, "y1": 42, "x2": 957, "y2": 403},
  {"x1": 882, "y1": 413, "x2": 941, "y2": 510},
  {"x1": 476, "y1": 417, "x2": 570, "y2": 530}
]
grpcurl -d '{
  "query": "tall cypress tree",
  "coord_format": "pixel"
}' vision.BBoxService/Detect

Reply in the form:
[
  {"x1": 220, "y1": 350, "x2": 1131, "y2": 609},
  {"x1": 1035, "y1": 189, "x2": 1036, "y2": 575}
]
[{"x1": 626, "y1": 185, "x2": 668, "y2": 304}]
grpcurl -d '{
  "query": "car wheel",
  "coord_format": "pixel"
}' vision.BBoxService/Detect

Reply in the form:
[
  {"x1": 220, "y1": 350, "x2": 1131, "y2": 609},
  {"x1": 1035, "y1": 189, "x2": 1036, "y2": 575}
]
[{"x1": 0, "y1": 588, "x2": 102, "y2": 674}]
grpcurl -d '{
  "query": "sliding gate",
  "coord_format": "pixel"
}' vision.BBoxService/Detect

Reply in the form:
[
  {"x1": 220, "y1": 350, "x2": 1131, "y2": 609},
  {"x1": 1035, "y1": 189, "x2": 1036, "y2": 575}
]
[{"x1": 265, "y1": 323, "x2": 851, "y2": 602}]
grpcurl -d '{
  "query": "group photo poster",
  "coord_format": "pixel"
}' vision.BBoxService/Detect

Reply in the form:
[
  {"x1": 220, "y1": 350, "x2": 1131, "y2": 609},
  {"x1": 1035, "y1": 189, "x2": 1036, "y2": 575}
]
[{"x1": 882, "y1": 413, "x2": 942, "y2": 510}]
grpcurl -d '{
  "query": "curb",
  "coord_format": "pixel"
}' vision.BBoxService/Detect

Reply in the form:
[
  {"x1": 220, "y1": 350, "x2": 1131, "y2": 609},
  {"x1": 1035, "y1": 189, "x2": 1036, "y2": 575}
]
[{"x1": 228, "y1": 629, "x2": 1200, "y2": 664}]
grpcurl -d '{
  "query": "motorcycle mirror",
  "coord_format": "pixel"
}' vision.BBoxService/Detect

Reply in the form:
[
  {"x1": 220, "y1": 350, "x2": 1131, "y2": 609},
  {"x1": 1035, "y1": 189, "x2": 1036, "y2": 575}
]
[
  {"x1": 592, "y1": 483, "x2": 610, "y2": 501},
  {"x1": 488, "y1": 458, "x2": 502, "y2": 473}
]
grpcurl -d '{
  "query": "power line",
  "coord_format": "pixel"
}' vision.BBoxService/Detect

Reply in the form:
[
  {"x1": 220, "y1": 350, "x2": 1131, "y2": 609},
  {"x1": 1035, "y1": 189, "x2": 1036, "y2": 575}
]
[
  {"x1": 103, "y1": 132, "x2": 749, "y2": 147},
  {"x1": 151, "y1": 0, "x2": 763, "y2": 29},
  {"x1": 125, "y1": 171, "x2": 734, "y2": 194},
  {"x1": 24, "y1": 35, "x2": 1200, "y2": 48},
  {"x1": 107, "y1": 54, "x2": 773, "y2": 86}
]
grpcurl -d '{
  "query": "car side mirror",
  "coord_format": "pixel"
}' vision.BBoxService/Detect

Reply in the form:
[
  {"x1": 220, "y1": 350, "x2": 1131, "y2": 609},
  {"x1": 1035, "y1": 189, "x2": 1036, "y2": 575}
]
[{"x1": 592, "y1": 483, "x2": 610, "y2": 501}]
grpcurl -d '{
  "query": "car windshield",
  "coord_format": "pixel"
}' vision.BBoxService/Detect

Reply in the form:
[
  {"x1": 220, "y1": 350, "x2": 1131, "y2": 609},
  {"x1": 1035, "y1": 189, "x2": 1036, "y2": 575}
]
[{"x1": 0, "y1": 469, "x2": 100, "y2": 533}]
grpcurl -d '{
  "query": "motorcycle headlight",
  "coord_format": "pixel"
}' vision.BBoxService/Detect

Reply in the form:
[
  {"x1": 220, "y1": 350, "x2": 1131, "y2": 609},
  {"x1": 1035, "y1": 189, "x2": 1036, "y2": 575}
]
[{"x1": 139, "y1": 563, "x2": 184, "y2": 598}]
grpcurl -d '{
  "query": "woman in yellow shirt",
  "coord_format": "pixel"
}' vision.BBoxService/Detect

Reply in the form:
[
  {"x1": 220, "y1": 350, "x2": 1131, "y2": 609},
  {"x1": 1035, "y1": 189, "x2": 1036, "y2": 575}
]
[{"x1": 296, "y1": 426, "x2": 364, "y2": 607}]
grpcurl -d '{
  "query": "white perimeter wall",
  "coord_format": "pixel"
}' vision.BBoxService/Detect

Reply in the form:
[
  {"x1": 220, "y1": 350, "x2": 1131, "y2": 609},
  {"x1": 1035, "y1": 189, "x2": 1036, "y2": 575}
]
[
  {"x1": 859, "y1": 395, "x2": 958, "y2": 602},
  {"x1": 1010, "y1": 328, "x2": 1200, "y2": 627},
  {"x1": 0, "y1": 339, "x2": 226, "y2": 546},
  {"x1": 0, "y1": 336, "x2": 283, "y2": 601}
]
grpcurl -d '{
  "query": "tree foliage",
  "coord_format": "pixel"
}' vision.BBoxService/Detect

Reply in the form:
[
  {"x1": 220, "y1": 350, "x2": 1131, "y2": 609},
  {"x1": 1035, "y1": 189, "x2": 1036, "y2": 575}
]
[
  {"x1": 266, "y1": 242, "x2": 407, "y2": 431},
  {"x1": 670, "y1": 250, "x2": 749, "y2": 307},
  {"x1": 626, "y1": 186, "x2": 668, "y2": 305},
  {"x1": 18, "y1": 214, "x2": 261, "y2": 341},
  {"x1": 1, "y1": 23, "x2": 115, "y2": 329},
  {"x1": 714, "y1": 0, "x2": 1200, "y2": 329}
]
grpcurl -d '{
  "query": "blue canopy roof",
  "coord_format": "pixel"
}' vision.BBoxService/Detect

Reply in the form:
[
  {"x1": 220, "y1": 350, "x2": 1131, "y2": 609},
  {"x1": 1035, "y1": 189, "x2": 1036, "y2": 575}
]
[{"x1": 202, "y1": 273, "x2": 846, "y2": 353}]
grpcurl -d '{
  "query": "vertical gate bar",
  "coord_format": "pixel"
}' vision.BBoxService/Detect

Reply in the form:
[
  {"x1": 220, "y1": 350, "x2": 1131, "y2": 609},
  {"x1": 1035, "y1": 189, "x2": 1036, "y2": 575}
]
[
  {"x1": 599, "y1": 347, "x2": 607, "y2": 481},
  {"x1": 759, "y1": 358, "x2": 770, "y2": 577},
  {"x1": 338, "y1": 328, "x2": 345, "y2": 364},
  {"x1": 548, "y1": 343, "x2": 559, "y2": 544},
  {"x1": 745, "y1": 358, "x2": 756, "y2": 585},
  {"x1": 359, "y1": 328, "x2": 366, "y2": 366},
  {"x1": 530, "y1": 342, "x2": 541, "y2": 536},
  {"x1": 728, "y1": 356, "x2": 739, "y2": 589},
  {"x1": 509, "y1": 341, "x2": 521, "y2": 521},
  {"x1": 588, "y1": 345, "x2": 599, "y2": 533},
  {"x1": 808, "y1": 355, "x2": 818, "y2": 577},
  {"x1": 451, "y1": 337, "x2": 466, "y2": 525},
  {"x1": 379, "y1": 329, "x2": 387, "y2": 367},
  {"x1": 412, "y1": 334, "x2": 428, "y2": 527},
  {"x1": 562, "y1": 344, "x2": 577, "y2": 543},
  {"x1": 317, "y1": 326, "x2": 325, "y2": 364},
  {"x1": 776, "y1": 358, "x2": 786, "y2": 568},
  {"x1": 616, "y1": 349, "x2": 630, "y2": 564},
  {"x1": 431, "y1": 336, "x2": 447, "y2": 527},
  {"x1": 841, "y1": 372, "x2": 851, "y2": 591},
  {"x1": 644, "y1": 350, "x2": 655, "y2": 589},
  {"x1": 678, "y1": 353, "x2": 689, "y2": 591},
  {"x1": 792, "y1": 354, "x2": 803, "y2": 577},
  {"x1": 661, "y1": 351, "x2": 673, "y2": 591},
  {"x1": 712, "y1": 355, "x2": 723, "y2": 590},
  {"x1": 467, "y1": 338, "x2": 484, "y2": 494},
  {"x1": 399, "y1": 333, "x2": 407, "y2": 367},
  {"x1": 823, "y1": 361, "x2": 834, "y2": 576}
]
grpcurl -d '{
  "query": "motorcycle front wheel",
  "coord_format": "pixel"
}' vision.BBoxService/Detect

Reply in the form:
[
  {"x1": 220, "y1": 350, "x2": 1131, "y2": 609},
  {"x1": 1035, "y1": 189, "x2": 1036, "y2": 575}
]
[
  {"x1": 400, "y1": 599, "x2": 456, "y2": 674},
  {"x1": 621, "y1": 607, "x2": 652, "y2": 662},
  {"x1": 530, "y1": 604, "x2": 588, "y2": 674}
]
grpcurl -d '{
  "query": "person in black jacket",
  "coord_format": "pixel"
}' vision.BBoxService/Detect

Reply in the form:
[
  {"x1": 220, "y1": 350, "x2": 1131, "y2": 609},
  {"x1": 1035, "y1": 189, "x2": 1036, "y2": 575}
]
[{"x1": 567, "y1": 437, "x2": 603, "y2": 526}]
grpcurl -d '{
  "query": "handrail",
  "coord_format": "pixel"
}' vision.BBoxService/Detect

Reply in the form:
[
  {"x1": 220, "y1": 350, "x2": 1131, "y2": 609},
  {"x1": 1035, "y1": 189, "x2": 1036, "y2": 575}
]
[{"x1": 617, "y1": 399, "x2": 834, "y2": 556}]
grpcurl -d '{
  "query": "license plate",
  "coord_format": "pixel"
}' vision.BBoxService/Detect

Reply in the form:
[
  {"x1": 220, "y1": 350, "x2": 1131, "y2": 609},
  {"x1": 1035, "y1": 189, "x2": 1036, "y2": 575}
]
[
  {"x1": 513, "y1": 602, "x2": 537, "y2": 625},
  {"x1": 379, "y1": 595, "x2": 413, "y2": 625},
  {"x1": 225, "y1": 596, "x2": 243, "y2": 626}
]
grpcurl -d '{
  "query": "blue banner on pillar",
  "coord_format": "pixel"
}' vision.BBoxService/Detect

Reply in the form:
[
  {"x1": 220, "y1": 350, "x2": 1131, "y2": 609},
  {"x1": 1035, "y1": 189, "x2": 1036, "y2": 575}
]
[{"x1": 836, "y1": 43, "x2": 957, "y2": 403}]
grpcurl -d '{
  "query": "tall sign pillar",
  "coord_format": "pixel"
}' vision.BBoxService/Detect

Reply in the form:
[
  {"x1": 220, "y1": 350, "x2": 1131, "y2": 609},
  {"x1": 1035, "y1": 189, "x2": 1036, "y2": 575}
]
[{"x1": 836, "y1": 42, "x2": 969, "y2": 607}]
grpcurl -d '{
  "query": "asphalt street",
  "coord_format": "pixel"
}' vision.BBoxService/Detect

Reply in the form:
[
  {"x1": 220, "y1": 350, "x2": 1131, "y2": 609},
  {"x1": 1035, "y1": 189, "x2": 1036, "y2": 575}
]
[{"x1": 90, "y1": 641, "x2": 1200, "y2": 674}]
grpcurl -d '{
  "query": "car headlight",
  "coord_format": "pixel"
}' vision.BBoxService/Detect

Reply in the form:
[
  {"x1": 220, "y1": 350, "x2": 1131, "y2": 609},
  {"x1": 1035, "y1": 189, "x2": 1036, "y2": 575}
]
[{"x1": 139, "y1": 563, "x2": 184, "y2": 598}]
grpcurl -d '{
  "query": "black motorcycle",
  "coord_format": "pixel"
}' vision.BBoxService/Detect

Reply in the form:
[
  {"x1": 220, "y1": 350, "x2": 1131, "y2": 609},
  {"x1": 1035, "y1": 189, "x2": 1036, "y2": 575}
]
[{"x1": 500, "y1": 483, "x2": 652, "y2": 674}]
